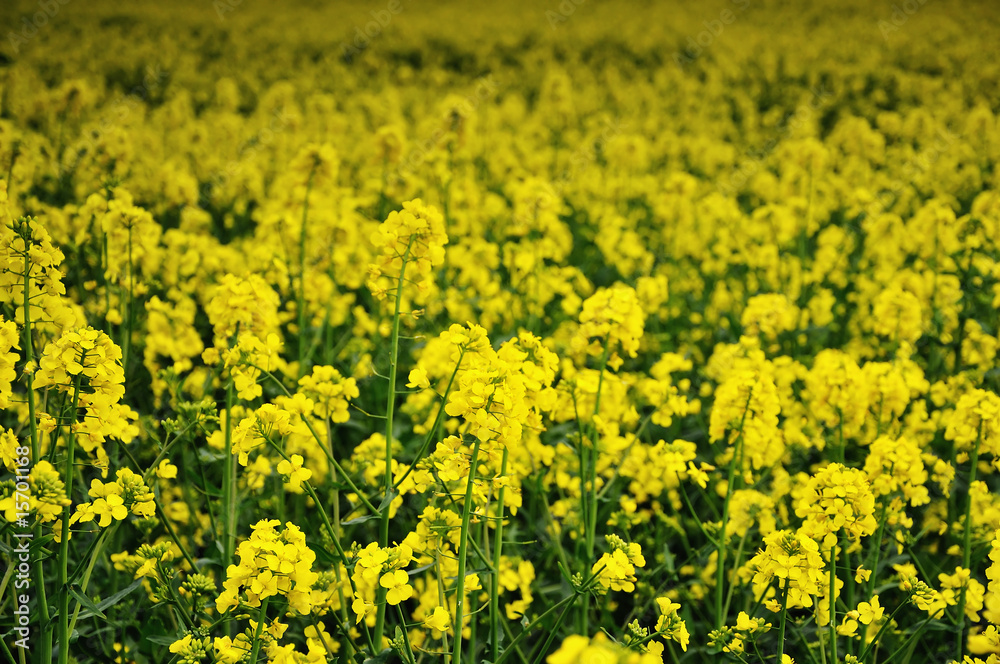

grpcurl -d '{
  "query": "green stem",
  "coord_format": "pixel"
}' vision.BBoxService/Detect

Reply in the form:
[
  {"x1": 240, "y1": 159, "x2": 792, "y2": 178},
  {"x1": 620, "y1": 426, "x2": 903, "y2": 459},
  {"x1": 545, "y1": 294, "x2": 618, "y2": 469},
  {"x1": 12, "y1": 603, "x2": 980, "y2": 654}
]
[
  {"x1": 122, "y1": 224, "x2": 134, "y2": 382},
  {"x1": 721, "y1": 529, "x2": 749, "y2": 622},
  {"x1": 222, "y1": 379, "x2": 237, "y2": 575},
  {"x1": 395, "y1": 604, "x2": 416, "y2": 664},
  {"x1": 859, "y1": 594, "x2": 911, "y2": 662},
  {"x1": 879, "y1": 608, "x2": 943, "y2": 664},
  {"x1": 391, "y1": 348, "x2": 465, "y2": 492},
  {"x1": 845, "y1": 541, "x2": 855, "y2": 657},
  {"x1": 495, "y1": 567, "x2": 606, "y2": 664},
  {"x1": 57, "y1": 376, "x2": 82, "y2": 664},
  {"x1": 866, "y1": 502, "x2": 889, "y2": 601},
  {"x1": 954, "y1": 424, "x2": 981, "y2": 662},
  {"x1": 67, "y1": 527, "x2": 112, "y2": 638},
  {"x1": 490, "y1": 447, "x2": 510, "y2": 664},
  {"x1": 374, "y1": 237, "x2": 414, "y2": 648},
  {"x1": 585, "y1": 338, "x2": 612, "y2": 560},
  {"x1": 452, "y1": 437, "x2": 482, "y2": 663},
  {"x1": 435, "y1": 544, "x2": 452, "y2": 664},
  {"x1": 251, "y1": 364, "x2": 379, "y2": 516},
  {"x1": 19, "y1": 222, "x2": 52, "y2": 664},
  {"x1": 296, "y1": 172, "x2": 315, "y2": 379},
  {"x1": 325, "y1": 418, "x2": 354, "y2": 659},
  {"x1": 495, "y1": 595, "x2": 575, "y2": 664},
  {"x1": 259, "y1": 434, "x2": 376, "y2": 653},
  {"x1": 829, "y1": 541, "x2": 839, "y2": 664},
  {"x1": 776, "y1": 579, "x2": 791, "y2": 664},
  {"x1": 716, "y1": 391, "x2": 752, "y2": 629},
  {"x1": 528, "y1": 595, "x2": 576, "y2": 664},
  {"x1": 247, "y1": 596, "x2": 271, "y2": 664},
  {"x1": 156, "y1": 560, "x2": 194, "y2": 629},
  {"x1": 118, "y1": 443, "x2": 199, "y2": 573}
]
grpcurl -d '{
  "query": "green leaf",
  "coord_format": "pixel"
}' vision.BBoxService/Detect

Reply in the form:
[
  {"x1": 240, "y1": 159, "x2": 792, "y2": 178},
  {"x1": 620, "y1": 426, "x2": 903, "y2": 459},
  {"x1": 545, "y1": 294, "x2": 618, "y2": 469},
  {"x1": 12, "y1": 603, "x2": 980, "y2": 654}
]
[
  {"x1": 362, "y1": 649, "x2": 394, "y2": 664},
  {"x1": 341, "y1": 512, "x2": 380, "y2": 526},
  {"x1": 77, "y1": 578, "x2": 144, "y2": 620},
  {"x1": 343, "y1": 488, "x2": 397, "y2": 526},
  {"x1": 377, "y1": 487, "x2": 398, "y2": 513},
  {"x1": 68, "y1": 584, "x2": 106, "y2": 620}
]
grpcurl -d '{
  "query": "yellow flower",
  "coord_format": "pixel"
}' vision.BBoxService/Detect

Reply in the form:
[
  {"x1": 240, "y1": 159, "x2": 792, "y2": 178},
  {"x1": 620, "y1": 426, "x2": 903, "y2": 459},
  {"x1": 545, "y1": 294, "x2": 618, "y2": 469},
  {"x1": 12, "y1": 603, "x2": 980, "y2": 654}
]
[
  {"x1": 735, "y1": 611, "x2": 761, "y2": 632},
  {"x1": 857, "y1": 595, "x2": 884, "y2": 625},
  {"x1": 380, "y1": 569, "x2": 413, "y2": 605},
  {"x1": 276, "y1": 454, "x2": 313, "y2": 493},
  {"x1": 168, "y1": 634, "x2": 192, "y2": 654},
  {"x1": 837, "y1": 617, "x2": 859, "y2": 637},
  {"x1": 423, "y1": 606, "x2": 451, "y2": 632},
  {"x1": 91, "y1": 494, "x2": 128, "y2": 527},
  {"x1": 250, "y1": 569, "x2": 279, "y2": 600},
  {"x1": 352, "y1": 596, "x2": 375, "y2": 624},
  {"x1": 155, "y1": 459, "x2": 178, "y2": 479},
  {"x1": 406, "y1": 367, "x2": 430, "y2": 389}
]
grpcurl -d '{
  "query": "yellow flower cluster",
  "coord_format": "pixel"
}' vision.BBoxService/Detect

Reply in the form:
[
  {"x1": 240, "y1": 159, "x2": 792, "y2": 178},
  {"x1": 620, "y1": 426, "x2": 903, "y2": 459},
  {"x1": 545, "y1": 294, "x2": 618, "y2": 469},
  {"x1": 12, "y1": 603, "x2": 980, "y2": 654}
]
[
  {"x1": 367, "y1": 199, "x2": 448, "y2": 302},
  {"x1": 215, "y1": 519, "x2": 318, "y2": 615},
  {"x1": 71, "y1": 468, "x2": 155, "y2": 528},
  {"x1": 795, "y1": 463, "x2": 878, "y2": 547},
  {"x1": 296, "y1": 366, "x2": 359, "y2": 423},
  {"x1": 547, "y1": 632, "x2": 661, "y2": 664},
  {"x1": 592, "y1": 534, "x2": 646, "y2": 594},
  {"x1": 0, "y1": 318, "x2": 19, "y2": 409},
  {"x1": 33, "y1": 327, "x2": 137, "y2": 470},
  {"x1": 0, "y1": 461, "x2": 70, "y2": 524},
  {"x1": 748, "y1": 530, "x2": 826, "y2": 610},
  {"x1": 572, "y1": 283, "x2": 646, "y2": 364},
  {"x1": 350, "y1": 542, "x2": 414, "y2": 623}
]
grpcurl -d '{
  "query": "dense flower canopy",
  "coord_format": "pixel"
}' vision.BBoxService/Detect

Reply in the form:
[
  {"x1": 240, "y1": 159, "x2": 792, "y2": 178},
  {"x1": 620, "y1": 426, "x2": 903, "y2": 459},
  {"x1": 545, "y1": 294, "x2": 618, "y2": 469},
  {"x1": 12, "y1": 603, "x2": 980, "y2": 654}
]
[{"x1": 1, "y1": 0, "x2": 1000, "y2": 663}]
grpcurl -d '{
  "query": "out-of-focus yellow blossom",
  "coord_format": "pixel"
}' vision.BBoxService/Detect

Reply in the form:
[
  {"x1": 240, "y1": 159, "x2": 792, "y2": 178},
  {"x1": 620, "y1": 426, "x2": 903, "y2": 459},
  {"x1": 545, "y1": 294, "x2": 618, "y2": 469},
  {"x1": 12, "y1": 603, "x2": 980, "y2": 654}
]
[{"x1": 547, "y1": 632, "x2": 661, "y2": 664}]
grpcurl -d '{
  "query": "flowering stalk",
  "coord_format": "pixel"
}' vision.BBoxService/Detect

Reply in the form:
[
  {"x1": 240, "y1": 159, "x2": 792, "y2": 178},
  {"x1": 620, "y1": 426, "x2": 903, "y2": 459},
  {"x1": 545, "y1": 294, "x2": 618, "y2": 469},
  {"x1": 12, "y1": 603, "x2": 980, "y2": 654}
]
[
  {"x1": 829, "y1": 542, "x2": 839, "y2": 663},
  {"x1": 776, "y1": 579, "x2": 790, "y2": 664},
  {"x1": 374, "y1": 237, "x2": 413, "y2": 648},
  {"x1": 296, "y1": 169, "x2": 315, "y2": 378},
  {"x1": 490, "y1": 446, "x2": 510, "y2": 664},
  {"x1": 18, "y1": 222, "x2": 52, "y2": 664},
  {"x1": 954, "y1": 423, "x2": 982, "y2": 661},
  {"x1": 716, "y1": 391, "x2": 752, "y2": 629},
  {"x1": 585, "y1": 338, "x2": 612, "y2": 560},
  {"x1": 222, "y1": 379, "x2": 237, "y2": 604},
  {"x1": 247, "y1": 596, "x2": 271, "y2": 664},
  {"x1": 57, "y1": 375, "x2": 83, "y2": 664},
  {"x1": 435, "y1": 544, "x2": 452, "y2": 664},
  {"x1": 121, "y1": 223, "x2": 134, "y2": 380},
  {"x1": 259, "y1": 434, "x2": 377, "y2": 654},
  {"x1": 452, "y1": 437, "x2": 482, "y2": 663}
]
